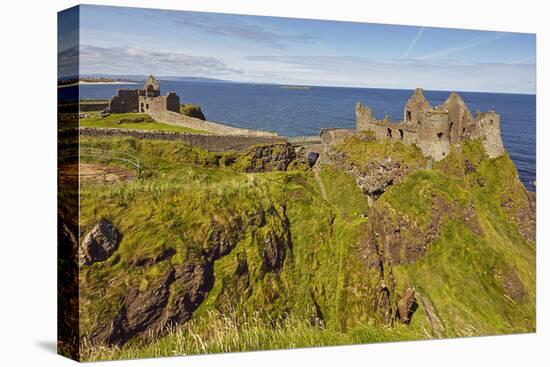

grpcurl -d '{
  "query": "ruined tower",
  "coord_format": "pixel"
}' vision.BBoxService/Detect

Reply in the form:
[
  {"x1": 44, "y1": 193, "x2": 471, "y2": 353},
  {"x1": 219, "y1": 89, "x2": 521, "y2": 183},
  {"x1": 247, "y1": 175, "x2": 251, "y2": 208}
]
[
  {"x1": 441, "y1": 92, "x2": 474, "y2": 144},
  {"x1": 403, "y1": 88, "x2": 431, "y2": 127},
  {"x1": 107, "y1": 75, "x2": 180, "y2": 114},
  {"x1": 355, "y1": 88, "x2": 504, "y2": 160},
  {"x1": 141, "y1": 75, "x2": 160, "y2": 98}
]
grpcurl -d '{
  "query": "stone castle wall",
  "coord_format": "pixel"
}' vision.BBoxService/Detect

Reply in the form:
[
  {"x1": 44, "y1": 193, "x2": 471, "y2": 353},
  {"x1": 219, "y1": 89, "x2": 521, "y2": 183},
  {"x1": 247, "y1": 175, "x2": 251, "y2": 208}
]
[
  {"x1": 109, "y1": 89, "x2": 139, "y2": 113},
  {"x1": 108, "y1": 76, "x2": 179, "y2": 114},
  {"x1": 148, "y1": 110, "x2": 278, "y2": 137},
  {"x1": 415, "y1": 111, "x2": 452, "y2": 159},
  {"x1": 78, "y1": 127, "x2": 286, "y2": 152},
  {"x1": 139, "y1": 93, "x2": 180, "y2": 113},
  {"x1": 79, "y1": 100, "x2": 109, "y2": 112},
  {"x1": 104, "y1": 75, "x2": 276, "y2": 138},
  {"x1": 471, "y1": 112, "x2": 505, "y2": 158},
  {"x1": 355, "y1": 89, "x2": 504, "y2": 160},
  {"x1": 355, "y1": 103, "x2": 420, "y2": 146}
]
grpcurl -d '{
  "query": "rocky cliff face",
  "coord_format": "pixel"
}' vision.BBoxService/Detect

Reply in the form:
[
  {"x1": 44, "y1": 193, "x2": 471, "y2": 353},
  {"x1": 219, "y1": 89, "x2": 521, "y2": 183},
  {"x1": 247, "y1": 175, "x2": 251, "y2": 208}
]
[
  {"x1": 82, "y1": 203, "x2": 293, "y2": 347},
  {"x1": 235, "y1": 143, "x2": 308, "y2": 172},
  {"x1": 78, "y1": 134, "x2": 535, "y2": 357}
]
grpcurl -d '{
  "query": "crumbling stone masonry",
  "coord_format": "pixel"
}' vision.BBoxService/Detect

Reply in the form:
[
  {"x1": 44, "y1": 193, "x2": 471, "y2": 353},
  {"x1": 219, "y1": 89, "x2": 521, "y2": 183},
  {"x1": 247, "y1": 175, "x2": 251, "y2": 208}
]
[
  {"x1": 107, "y1": 75, "x2": 180, "y2": 114},
  {"x1": 77, "y1": 127, "x2": 286, "y2": 152},
  {"x1": 105, "y1": 75, "x2": 276, "y2": 137},
  {"x1": 355, "y1": 88, "x2": 505, "y2": 160}
]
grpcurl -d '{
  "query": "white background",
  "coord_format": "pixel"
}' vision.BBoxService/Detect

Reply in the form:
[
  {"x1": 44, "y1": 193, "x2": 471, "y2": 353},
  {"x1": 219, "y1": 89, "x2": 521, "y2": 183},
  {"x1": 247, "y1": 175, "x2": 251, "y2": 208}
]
[{"x1": 0, "y1": 0, "x2": 547, "y2": 365}]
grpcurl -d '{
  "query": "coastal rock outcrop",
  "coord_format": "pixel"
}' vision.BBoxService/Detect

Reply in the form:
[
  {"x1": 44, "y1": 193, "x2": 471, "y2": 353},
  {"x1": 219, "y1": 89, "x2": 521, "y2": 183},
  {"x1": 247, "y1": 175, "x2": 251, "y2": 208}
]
[
  {"x1": 160, "y1": 263, "x2": 215, "y2": 330},
  {"x1": 494, "y1": 267, "x2": 525, "y2": 303},
  {"x1": 263, "y1": 232, "x2": 286, "y2": 272},
  {"x1": 88, "y1": 204, "x2": 294, "y2": 347},
  {"x1": 365, "y1": 196, "x2": 482, "y2": 266},
  {"x1": 208, "y1": 218, "x2": 244, "y2": 260},
  {"x1": 502, "y1": 269, "x2": 526, "y2": 303},
  {"x1": 180, "y1": 104, "x2": 206, "y2": 120},
  {"x1": 396, "y1": 287, "x2": 418, "y2": 324},
  {"x1": 501, "y1": 190, "x2": 536, "y2": 244},
  {"x1": 239, "y1": 143, "x2": 297, "y2": 172},
  {"x1": 90, "y1": 263, "x2": 214, "y2": 346},
  {"x1": 80, "y1": 219, "x2": 122, "y2": 265},
  {"x1": 132, "y1": 247, "x2": 176, "y2": 267},
  {"x1": 351, "y1": 158, "x2": 411, "y2": 199},
  {"x1": 263, "y1": 205, "x2": 292, "y2": 272}
]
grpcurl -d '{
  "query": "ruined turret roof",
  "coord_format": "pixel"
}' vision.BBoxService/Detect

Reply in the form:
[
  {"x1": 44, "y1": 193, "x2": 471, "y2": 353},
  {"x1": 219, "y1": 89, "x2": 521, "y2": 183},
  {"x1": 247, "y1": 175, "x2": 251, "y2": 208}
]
[
  {"x1": 405, "y1": 88, "x2": 431, "y2": 110},
  {"x1": 443, "y1": 92, "x2": 466, "y2": 108},
  {"x1": 144, "y1": 75, "x2": 160, "y2": 91},
  {"x1": 442, "y1": 91, "x2": 474, "y2": 122}
]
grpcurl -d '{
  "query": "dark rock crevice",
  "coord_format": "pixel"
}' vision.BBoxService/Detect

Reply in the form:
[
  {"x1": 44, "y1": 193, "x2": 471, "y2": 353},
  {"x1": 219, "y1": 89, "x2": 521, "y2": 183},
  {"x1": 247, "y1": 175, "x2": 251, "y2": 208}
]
[
  {"x1": 91, "y1": 261, "x2": 216, "y2": 347},
  {"x1": 395, "y1": 287, "x2": 418, "y2": 324},
  {"x1": 362, "y1": 195, "x2": 483, "y2": 326},
  {"x1": 89, "y1": 205, "x2": 294, "y2": 347},
  {"x1": 262, "y1": 205, "x2": 292, "y2": 272},
  {"x1": 132, "y1": 247, "x2": 176, "y2": 267},
  {"x1": 90, "y1": 267, "x2": 175, "y2": 346},
  {"x1": 365, "y1": 196, "x2": 482, "y2": 267}
]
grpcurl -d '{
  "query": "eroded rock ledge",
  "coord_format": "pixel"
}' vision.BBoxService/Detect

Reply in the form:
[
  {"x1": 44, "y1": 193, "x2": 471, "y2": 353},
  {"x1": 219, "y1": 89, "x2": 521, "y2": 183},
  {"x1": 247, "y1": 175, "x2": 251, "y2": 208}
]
[{"x1": 86, "y1": 205, "x2": 292, "y2": 347}]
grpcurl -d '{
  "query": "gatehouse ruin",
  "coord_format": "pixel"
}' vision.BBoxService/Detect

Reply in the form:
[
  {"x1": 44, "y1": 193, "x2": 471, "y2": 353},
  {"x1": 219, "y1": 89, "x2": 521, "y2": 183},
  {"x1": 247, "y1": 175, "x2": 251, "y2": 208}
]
[{"x1": 108, "y1": 75, "x2": 180, "y2": 114}]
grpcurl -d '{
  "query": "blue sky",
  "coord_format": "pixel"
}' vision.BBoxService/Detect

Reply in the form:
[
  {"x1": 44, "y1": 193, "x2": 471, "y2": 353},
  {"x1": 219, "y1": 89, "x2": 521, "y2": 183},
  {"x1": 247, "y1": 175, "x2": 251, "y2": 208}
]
[{"x1": 75, "y1": 5, "x2": 536, "y2": 93}]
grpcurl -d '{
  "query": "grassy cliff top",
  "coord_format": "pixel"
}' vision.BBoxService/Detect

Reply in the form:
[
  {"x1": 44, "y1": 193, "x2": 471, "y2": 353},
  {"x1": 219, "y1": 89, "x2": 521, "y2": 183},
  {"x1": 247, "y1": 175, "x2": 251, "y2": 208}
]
[
  {"x1": 77, "y1": 134, "x2": 535, "y2": 361},
  {"x1": 80, "y1": 112, "x2": 210, "y2": 134}
]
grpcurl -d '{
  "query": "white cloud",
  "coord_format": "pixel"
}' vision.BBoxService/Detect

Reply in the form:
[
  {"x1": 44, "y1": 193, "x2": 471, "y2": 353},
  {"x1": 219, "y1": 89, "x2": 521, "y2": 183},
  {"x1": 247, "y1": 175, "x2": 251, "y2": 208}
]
[
  {"x1": 78, "y1": 45, "x2": 244, "y2": 77},
  {"x1": 170, "y1": 13, "x2": 318, "y2": 49},
  {"x1": 245, "y1": 55, "x2": 535, "y2": 93}
]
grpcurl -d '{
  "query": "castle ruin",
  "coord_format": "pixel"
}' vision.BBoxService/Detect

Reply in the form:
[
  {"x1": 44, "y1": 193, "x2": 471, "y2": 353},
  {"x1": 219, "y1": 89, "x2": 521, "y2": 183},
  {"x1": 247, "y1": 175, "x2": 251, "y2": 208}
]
[
  {"x1": 355, "y1": 88, "x2": 504, "y2": 160},
  {"x1": 108, "y1": 75, "x2": 180, "y2": 114},
  {"x1": 102, "y1": 75, "x2": 277, "y2": 137}
]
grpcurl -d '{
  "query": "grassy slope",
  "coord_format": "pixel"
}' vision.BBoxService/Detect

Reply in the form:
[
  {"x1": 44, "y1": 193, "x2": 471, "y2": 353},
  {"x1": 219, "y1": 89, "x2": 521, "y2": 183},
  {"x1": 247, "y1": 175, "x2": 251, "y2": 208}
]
[
  {"x1": 80, "y1": 112, "x2": 210, "y2": 134},
  {"x1": 180, "y1": 104, "x2": 205, "y2": 120},
  {"x1": 79, "y1": 135, "x2": 535, "y2": 361}
]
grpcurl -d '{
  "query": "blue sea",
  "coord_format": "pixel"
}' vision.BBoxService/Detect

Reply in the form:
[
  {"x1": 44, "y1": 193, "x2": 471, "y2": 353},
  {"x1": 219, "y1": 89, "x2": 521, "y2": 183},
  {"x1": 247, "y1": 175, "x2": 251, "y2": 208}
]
[{"x1": 79, "y1": 81, "x2": 536, "y2": 191}]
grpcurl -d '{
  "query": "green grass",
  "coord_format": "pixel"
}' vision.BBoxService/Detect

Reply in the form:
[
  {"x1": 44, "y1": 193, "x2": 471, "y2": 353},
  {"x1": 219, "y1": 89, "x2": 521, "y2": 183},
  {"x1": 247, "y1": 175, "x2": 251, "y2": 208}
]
[
  {"x1": 77, "y1": 135, "x2": 535, "y2": 361},
  {"x1": 375, "y1": 139, "x2": 535, "y2": 335},
  {"x1": 180, "y1": 104, "x2": 206, "y2": 120},
  {"x1": 81, "y1": 308, "x2": 433, "y2": 361},
  {"x1": 80, "y1": 112, "x2": 210, "y2": 134},
  {"x1": 335, "y1": 132, "x2": 429, "y2": 171}
]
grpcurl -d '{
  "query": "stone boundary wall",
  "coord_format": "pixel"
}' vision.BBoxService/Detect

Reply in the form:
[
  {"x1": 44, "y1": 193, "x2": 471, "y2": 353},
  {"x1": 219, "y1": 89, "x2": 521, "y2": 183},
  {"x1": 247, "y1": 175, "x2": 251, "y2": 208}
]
[
  {"x1": 149, "y1": 110, "x2": 278, "y2": 137},
  {"x1": 77, "y1": 127, "x2": 287, "y2": 152},
  {"x1": 79, "y1": 100, "x2": 109, "y2": 112},
  {"x1": 287, "y1": 135, "x2": 322, "y2": 145}
]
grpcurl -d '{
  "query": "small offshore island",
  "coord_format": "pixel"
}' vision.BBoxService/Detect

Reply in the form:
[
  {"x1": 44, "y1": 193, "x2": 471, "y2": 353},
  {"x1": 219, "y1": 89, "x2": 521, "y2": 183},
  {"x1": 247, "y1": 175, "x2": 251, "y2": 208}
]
[
  {"x1": 67, "y1": 75, "x2": 535, "y2": 360},
  {"x1": 279, "y1": 85, "x2": 311, "y2": 90}
]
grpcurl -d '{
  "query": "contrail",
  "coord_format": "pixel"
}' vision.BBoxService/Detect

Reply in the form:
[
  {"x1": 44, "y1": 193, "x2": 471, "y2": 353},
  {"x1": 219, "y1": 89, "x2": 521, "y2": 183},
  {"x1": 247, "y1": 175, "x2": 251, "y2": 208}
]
[
  {"x1": 402, "y1": 27, "x2": 425, "y2": 58},
  {"x1": 417, "y1": 32, "x2": 508, "y2": 60}
]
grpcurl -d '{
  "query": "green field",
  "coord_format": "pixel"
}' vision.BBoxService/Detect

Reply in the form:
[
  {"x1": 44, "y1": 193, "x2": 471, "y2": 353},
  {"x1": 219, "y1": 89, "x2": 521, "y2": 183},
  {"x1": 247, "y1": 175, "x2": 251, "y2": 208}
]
[
  {"x1": 77, "y1": 134, "x2": 535, "y2": 361},
  {"x1": 80, "y1": 112, "x2": 210, "y2": 134}
]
